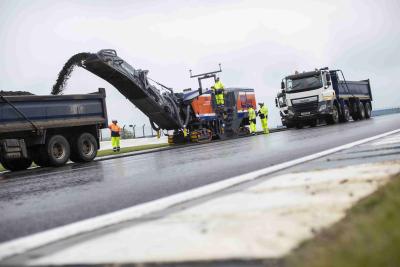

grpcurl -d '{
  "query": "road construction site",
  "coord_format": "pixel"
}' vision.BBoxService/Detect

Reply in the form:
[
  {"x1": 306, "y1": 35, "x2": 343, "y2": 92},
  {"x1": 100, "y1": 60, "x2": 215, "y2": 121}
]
[
  {"x1": 0, "y1": 49, "x2": 375, "y2": 172},
  {"x1": 0, "y1": 48, "x2": 398, "y2": 266},
  {"x1": 0, "y1": 113, "x2": 399, "y2": 266}
]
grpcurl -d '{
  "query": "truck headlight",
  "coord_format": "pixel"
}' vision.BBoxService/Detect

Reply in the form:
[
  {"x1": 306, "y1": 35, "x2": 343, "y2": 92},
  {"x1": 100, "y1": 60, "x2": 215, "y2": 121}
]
[
  {"x1": 319, "y1": 104, "x2": 326, "y2": 111},
  {"x1": 322, "y1": 91, "x2": 335, "y2": 101}
]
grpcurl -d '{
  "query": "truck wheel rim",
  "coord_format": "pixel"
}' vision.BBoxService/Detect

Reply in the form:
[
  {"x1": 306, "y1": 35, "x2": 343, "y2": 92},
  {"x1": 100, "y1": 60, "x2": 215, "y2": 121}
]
[
  {"x1": 53, "y1": 143, "x2": 65, "y2": 159},
  {"x1": 82, "y1": 140, "x2": 94, "y2": 155},
  {"x1": 333, "y1": 107, "x2": 339, "y2": 122}
]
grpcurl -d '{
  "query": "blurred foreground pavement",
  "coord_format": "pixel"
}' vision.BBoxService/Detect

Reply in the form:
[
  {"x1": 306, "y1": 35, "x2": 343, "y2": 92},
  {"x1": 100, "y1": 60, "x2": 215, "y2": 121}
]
[{"x1": 2, "y1": 131, "x2": 400, "y2": 266}]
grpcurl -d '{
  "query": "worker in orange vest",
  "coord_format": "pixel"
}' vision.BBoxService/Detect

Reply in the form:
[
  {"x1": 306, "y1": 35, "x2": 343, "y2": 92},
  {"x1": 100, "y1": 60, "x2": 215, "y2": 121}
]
[{"x1": 109, "y1": 120, "x2": 121, "y2": 152}]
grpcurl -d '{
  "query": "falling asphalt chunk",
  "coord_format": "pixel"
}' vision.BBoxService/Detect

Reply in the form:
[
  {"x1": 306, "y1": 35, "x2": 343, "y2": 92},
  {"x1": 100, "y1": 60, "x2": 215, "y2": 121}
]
[{"x1": 51, "y1": 52, "x2": 91, "y2": 95}]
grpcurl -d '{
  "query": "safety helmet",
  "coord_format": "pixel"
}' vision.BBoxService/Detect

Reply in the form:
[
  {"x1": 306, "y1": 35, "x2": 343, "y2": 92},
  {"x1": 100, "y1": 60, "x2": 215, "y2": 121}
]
[
  {"x1": 112, "y1": 119, "x2": 118, "y2": 123},
  {"x1": 258, "y1": 102, "x2": 264, "y2": 106}
]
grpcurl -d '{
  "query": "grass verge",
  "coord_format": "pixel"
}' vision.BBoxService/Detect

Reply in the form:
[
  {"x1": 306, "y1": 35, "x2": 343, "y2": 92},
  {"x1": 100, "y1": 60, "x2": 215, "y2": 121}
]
[
  {"x1": 0, "y1": 143, "x2": 170, "y2": 172},
  {"x1": 96, "y1": 143, "x2": 170, "y2": 157},
  {"x1": 283, "y1": 173, "x2": 400, "y2": 267}
]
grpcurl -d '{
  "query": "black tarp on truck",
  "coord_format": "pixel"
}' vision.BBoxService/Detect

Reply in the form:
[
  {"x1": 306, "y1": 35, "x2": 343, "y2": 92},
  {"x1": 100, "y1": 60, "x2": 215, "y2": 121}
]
[{"x1": 0, "y1": 88, "x2": 107, "y2": 171}]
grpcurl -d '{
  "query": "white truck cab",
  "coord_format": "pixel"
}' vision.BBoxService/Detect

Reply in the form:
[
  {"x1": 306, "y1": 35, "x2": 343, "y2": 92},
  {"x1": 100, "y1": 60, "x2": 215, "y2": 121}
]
[{"x1": 276, "y1": 67, "x2": 372, "y2": 128}]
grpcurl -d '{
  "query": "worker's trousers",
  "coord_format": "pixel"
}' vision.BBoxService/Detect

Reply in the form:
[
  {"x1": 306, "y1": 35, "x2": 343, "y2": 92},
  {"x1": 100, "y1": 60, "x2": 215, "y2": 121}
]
[
  {"x1": 261, "y1": 118, "x2": 269, "y2": 134},
  {"x1": 250, "y1": 120, "x2": 256, "y2": 133},
  {"x1": 111, "y1": 136, "x2": 121, "y2": 151},
  {"x1": 215, "y1": 93, "x2": 224, "y2": 106}
]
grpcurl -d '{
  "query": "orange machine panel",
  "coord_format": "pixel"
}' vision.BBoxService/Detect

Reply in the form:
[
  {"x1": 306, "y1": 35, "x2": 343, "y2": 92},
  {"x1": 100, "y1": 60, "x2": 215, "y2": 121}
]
[
  {"x1": 191, "y1": 94, "x2": 214, "y2": 117},
  {"x1": 191, "y1": 90, "x2": 256, "y2": 119}
]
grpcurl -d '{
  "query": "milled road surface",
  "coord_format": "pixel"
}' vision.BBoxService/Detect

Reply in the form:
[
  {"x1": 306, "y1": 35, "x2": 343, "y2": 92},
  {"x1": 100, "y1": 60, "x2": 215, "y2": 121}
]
[{"x1": 1, "y1": 114, "x2": 400, "y2": 243}]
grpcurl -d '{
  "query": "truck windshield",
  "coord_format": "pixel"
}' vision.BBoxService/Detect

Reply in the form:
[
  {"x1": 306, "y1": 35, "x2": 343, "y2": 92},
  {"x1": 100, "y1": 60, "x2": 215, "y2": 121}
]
[{"x1": 286, "y1": 75, "x2": 323, "y2": 92}]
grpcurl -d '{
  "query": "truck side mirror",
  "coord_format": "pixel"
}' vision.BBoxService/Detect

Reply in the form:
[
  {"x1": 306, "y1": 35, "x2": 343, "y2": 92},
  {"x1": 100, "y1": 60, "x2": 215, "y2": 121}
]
[
  {"x1": 326, "y1": 73, "x2": 331, "y2": 82},
  {"x1": 327, "y1": 81, "x2": 331, "y2": 86},
  {"x1": 281, "y1": 81, "x2": 285, "y2": 90},
  {"x1": 275, "y1": 98, "x2": 278, "y2": 107}
]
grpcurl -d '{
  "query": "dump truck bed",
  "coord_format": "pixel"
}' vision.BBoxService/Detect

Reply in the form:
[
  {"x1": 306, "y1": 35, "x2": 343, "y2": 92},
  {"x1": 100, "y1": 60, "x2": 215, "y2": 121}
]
[
  {"x1": 0, "y1": 89, "x2": 107, "y2": 134},
  {"x1": 337, "y1": 80, "x2": 372, "y2": 99},
  {"x1": 330, "y1": 71, "x2": 372, "y2": 100}
]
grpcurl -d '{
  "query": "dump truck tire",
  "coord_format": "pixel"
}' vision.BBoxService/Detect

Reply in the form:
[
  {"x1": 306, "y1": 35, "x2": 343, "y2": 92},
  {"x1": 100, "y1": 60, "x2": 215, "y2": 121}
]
[
  {"x1": 32, "y1": 146, "x2": 50, "y2": 167},
  {"x1": 0, "y1": 157, "x2": 33, "y2": 172},
  {"x1": 309, "y1": 119, "x2": 317, "y2": 127},
  {"x1": 351, "y1": 102, "x2": 359, "y2": 121},
  {"x1": 45, "y1": 135, "x2": 70, "y2": 167},
  {"x1": 364, "y1": 102, "x2": 372, "y2": 119},
  {"x1": 327, "y1": 104, "x2": 339, "y2": 125},
  {"x1": 340, "y1": 103, "x2": 350, "y2": 122},
  {"x1": 358, "y1": 102, "x2": 366, "y2": 120},
  {"x1": 295, "y1": 122, "x2": 303, "y2": 129},
  {"x1": 70, "y1": 133, "x2": 98, "y2": 163}
]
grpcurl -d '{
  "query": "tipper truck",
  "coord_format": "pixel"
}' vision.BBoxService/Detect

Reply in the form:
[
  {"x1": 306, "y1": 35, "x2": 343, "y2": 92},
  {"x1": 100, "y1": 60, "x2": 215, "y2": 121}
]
[
  {"x1": 275, "y1": 67, "x2": 372, "y2": 128},
  {"x1": 0, "y1": 89, "x2": 107, "y2": 171}
]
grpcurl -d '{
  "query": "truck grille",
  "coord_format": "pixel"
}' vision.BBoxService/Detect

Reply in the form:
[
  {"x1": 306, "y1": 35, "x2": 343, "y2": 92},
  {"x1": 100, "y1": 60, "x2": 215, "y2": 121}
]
[{"x1": 292, "y1": 101, "x2": 318, "y2": 113}]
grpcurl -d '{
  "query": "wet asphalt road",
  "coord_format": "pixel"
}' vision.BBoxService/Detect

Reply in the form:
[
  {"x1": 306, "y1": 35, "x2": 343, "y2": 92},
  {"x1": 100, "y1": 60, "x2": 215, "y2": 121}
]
[{"x1": 1, "y1": 114, "x2": 400, "y2": 243}]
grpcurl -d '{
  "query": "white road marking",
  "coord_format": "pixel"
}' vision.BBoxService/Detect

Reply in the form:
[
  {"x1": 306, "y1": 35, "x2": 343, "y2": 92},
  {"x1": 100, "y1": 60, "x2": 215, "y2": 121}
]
[
  {"x1": 371, "y1": 133, "x2": 400, "y2": 146},
  {"x1": 0, "y1": 128, "x2": 399, "y2": 261},
  {"x1": 29, "y1": 161, "x2": 400, "y2": 264}
]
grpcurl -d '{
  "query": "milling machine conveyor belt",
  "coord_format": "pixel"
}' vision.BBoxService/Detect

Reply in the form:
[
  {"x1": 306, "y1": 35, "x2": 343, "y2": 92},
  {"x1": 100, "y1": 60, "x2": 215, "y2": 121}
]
[{"x1": 82, "y1": 49, "x2": 185, "y2": 130}]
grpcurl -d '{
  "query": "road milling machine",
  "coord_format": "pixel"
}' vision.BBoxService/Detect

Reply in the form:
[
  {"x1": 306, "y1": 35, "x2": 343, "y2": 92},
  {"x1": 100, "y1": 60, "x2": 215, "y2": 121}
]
[{"x1": 59, "y1": 49, "x2": 256, "y2": 143}]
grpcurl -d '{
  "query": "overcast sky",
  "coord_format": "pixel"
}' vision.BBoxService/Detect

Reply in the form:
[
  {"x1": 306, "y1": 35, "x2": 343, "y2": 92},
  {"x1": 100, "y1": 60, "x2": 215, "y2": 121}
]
[{"x1": 1, "y1": 0, "x2": 399, "y2": 131}]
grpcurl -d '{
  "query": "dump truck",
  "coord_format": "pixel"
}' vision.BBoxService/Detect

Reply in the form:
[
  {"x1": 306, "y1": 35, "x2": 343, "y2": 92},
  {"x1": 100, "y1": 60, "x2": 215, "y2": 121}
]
[
  {"x1": 56, "y1": 49, "x2": 256, "y2": 143},
  {"x1": 275, "y1": 67, "x2": 372, "y2": 128},
  {"x1": 0, "y1": 89, "x2": 107, "y2": 171}
]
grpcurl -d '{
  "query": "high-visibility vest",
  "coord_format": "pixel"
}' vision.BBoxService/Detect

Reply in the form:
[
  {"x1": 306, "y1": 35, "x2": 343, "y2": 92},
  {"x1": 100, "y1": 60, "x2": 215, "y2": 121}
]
[
  {"x1": 109, "y1": 124, "x2": 121, "y2": 137},
  {"x1": 213, "y1": 81, "x2": 224, "y2": 94},
  {"x1": 248, "y1": 107, "x2": 256, "y2": 120},
  {"x1": 259, "y1": 105, "x2": 268, "y2": 119}
]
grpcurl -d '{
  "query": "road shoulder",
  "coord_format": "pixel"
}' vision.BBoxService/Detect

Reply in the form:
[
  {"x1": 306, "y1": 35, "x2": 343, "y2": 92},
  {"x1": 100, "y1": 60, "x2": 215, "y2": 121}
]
[{"x1": 2, "y1": 132, "x2": 400, "y2": 266}]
